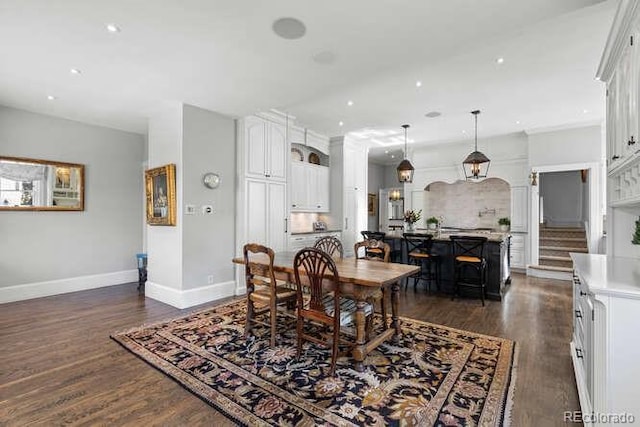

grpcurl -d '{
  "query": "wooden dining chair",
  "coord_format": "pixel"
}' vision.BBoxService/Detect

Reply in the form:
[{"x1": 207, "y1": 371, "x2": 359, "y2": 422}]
[
  {"x1": 243, "y1": 243, "x2": 297, "y2": 347},
  {"x1": 354, "y1": 239, "x2": 391, "y2": 262},
  {"x1": 314, "y1": 235, "x2": 344, "y2": 259},
  {"x1": 354, "y1": 239, "x2": 391, "y2": 330},
  {"x1": 293, "y1": 247, "x2": 372, "y2": 376}
]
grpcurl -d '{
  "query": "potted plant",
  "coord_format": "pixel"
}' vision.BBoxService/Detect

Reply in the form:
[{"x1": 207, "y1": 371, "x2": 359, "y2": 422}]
[
  {"x1": 498, "y1": 217, "x2": 511, "y2": 232},
  {"x1": 426, "y1": 216, "x2": 439, "y2": 230},
  {"x1": 403, "y1": 209, "x2": 422, "y2": 231}
]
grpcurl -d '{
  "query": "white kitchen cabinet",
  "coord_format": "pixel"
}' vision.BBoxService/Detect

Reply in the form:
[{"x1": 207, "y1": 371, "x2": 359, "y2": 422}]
[
  {"x1": 290, "y1": 162, "x2": 330, "y2": 212},
  {"x1": 571, "y1": 254, "x2": 640, "y2": 426},
  {"x1": 246, "y1": 179, "x2": 287, "y2": 252},
  {"x1": 289, "y1": 231, "x2": 341, "y2": 252},
  {"x1": 510, "y1": 186, "x2": 528, "y2": 232},
  {"x1": 509, "y1": 233, "x2": 526, "y2": 269},
  {"x1": 289, "y1": 125, "x2": 306, "y2": 145},
  {"x1": 330, "y1": 137, "x2": 367, "y2": 258},
  {"x1": 597, "y1": 1, "x2": 640, "y2": 259},
  {"x1": 306, "y1": 130, "x2": 330, "y2": 155},
  {"x1": 244, "y1": 115, "x2": 287, "y2": 182}
]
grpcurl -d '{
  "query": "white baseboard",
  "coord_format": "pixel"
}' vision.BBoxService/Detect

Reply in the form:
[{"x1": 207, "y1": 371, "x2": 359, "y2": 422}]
[
  {"x1": 527, "y1": 266, "x2": 572, "y2": 281},
  {"x1": 145, "y1": 280, "x2": 239, "y2": 309},
  {"x1": 0, "y1": 270, "x2": 138, "y2": 304}
]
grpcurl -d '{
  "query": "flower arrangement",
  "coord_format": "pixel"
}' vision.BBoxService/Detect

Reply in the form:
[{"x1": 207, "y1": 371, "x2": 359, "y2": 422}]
[
  {"x1": 632, "y1": 216, "x2": 640, "y2": 245},
  {"x1": 403, "y1": 209, "x2": 422, "y2": 224}
]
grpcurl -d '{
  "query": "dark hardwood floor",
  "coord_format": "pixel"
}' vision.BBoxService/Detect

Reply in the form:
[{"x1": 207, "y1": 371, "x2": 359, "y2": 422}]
[{"x1": 0, "y1": 273, "x2": 579, "y2": 426}]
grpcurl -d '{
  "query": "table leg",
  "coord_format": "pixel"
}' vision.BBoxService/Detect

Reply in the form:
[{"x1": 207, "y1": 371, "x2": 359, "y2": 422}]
[
  {"x1": 391, "y1": 281, "x2": 401, "y2": 342},
  {"x1": 352, "y1": 300, "x2": 367, "y2": 372}
]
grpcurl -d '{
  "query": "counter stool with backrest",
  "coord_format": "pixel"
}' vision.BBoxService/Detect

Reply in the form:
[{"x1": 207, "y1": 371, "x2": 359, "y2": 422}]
[
  {"x1": 403, "y1": 233, "x2": 440, "y2": 292},
  {"x1": 314, "y1": 235, "x2": 344, "y2": 259},
  {"x1": 293, "y1": 247, "x2": 373, "y2": 376},
  {"x1": 450, "y1": 236, "x2": 488, "y2": 306},
  {"x1": 243, "y1": 243, "x2": 298, "y2": 347}
]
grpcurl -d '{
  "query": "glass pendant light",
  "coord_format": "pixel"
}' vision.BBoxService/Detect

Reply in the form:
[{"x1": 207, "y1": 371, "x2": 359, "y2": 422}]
[
  {"x1": 462, "y1": 110, "x2": 490, "y2": 180},
  {"x1": 396, "y1": 124, "x2": 414, "y2": 183}
]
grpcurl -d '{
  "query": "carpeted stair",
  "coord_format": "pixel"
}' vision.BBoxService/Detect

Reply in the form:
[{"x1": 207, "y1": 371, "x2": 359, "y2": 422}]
[{"x1": 528, "y1": 226, "x2": 588, "y2": 280}]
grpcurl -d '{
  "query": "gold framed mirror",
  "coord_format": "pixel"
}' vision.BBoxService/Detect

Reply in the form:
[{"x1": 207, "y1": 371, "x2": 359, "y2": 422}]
[{"x1": 0, "y1": 156, "x2": 85, "y2": 211}]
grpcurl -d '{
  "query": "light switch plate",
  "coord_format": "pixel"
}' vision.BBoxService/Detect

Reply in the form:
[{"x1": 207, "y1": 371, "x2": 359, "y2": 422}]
[{"x1": 185, "y1": 204, "x2": 196, "y2": 215}]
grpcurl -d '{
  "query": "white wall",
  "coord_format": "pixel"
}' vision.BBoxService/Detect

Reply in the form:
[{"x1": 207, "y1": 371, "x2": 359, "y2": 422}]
[
  {"x1": 181, "y1": 105, "x2": 235, "y2": 291},
  {"x1": 0, "y1": 106, "x2": 144, "y2": 302},
  {"x1": 146, "y1": 103, "x2": 184, "y2": 292},
  {"x1": 528, "y1": 125, "x2": 603, "y2": 167},
  {"x1": 540, "y1": 170, "x2": 584, "y2": 226},
  {"x1": 367, "y1": 162, "x2": 384, "y2": 230}
]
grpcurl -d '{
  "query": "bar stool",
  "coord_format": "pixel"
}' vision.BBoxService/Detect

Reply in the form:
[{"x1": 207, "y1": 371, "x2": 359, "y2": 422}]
[
  {"x1": 450, "y1": 236, "x2": 488, "y2": 306},
  {"x1": 403, "y1": 233, "x2": 440, "y2": 291},
  {"x1": 136, "y1": 253, "x2": 147, "y2": 292}
]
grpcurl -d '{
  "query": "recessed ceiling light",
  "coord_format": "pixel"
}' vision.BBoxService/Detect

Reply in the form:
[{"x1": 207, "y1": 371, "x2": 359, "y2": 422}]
[
  {"x1": 70, "y1": 68, "x2": 81, "y2": 75},
  {"x1": 106, "y1": 23, "x2": 120, "y2": 33},
  {"x1": 47, "y1": 95, "x2": 56, "y2": 100},
  {"x1": 462, "y1": 130, "x2": 467, "y2": 134},
  {"x1": 391, "y1": 155, "x2": 395, "y2": 159},
  {"x1": 416, "y1": 81, "x2": 422, "y2": 87},
  {"x1": 347, "y1": 100, "x2": 354, "y2": 107},
  {"x1": 515, "y1": 121, "x2": 521, "y2": 125},
  {"x1": 272, "y1": 17, "x2": 306, "y2": 40},
  {"x1": 385, "y1": 150, "x2": 389, "y2": 154},
  {"x1": 496, "y1": 57, "x2": 505, "y2": 64},
  {"x1": 583, "y1": 109, "x2": 589, "y2": 114},
  {"x1": 425, "y1": 111, "x2": 441, "y2": 118},
  {"x1": 338, "y1": 121, "x2": 344, "y2": 127}
]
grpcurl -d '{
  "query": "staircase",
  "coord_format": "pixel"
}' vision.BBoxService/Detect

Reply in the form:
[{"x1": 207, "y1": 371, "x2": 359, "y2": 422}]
[{"x1": 528, "y1": 226, "x2": 588, "y2": 280}]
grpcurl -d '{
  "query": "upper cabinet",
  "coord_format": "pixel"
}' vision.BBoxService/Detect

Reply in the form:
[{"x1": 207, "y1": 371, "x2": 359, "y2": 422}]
[
  {"x1": 305, "y1": 130, "x2": 330, "y2": 155},
  {"x1": 245, "y1": 116, "x2": 287, "y2": 182},
  {"x1": 598, "y1": 2, "x2": 640, "y2": 207}
]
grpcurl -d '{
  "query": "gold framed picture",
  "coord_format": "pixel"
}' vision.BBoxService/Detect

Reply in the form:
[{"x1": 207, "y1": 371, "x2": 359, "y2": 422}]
[
  {"x1": 145, "y1": 164, "x2": 176, "y2": 226},
  {"x1": 368, "y1": 193, "x2": 377, "y2": 216}
]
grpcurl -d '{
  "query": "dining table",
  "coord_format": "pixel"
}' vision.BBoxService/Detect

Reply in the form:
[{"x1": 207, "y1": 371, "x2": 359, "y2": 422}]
[{"x1": 232, "y1": 251, "x2": 420, "y2": 371}]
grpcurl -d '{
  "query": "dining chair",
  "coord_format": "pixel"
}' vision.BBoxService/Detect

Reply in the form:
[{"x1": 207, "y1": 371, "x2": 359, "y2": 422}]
[
  {"x1": 293, "y1": 247, "x2": 372, "y2": 376},
  {"x1": 354, "y1": 239, "x2": 391, "y2": 330},
  {"x1": 243, "y1": 243, "x2": 298, "y2": 347},
  {"x1": 450, "y1": 236, "x2": 488, "y2": 306},
  {"x1": 360, "y1": 231, "x2": 389, "y2": 260},
  {"x1": 314, "y1": 235, "x2": 344, "y2": 259},
  {"x1": 403, "y1": 233, "x2": 440, "y2": 291}
]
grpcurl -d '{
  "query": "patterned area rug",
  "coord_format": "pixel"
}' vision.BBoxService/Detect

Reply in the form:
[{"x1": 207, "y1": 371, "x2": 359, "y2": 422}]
[{"x1": 111, "y1": 299, "x2": 516, "y2": 426}]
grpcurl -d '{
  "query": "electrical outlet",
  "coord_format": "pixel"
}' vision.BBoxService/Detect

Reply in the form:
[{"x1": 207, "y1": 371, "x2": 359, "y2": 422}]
[
  {"x1": 185, "y1": 204, "x2": 196, "y2": 215},
  {"x1": 207, "y1": 275, "x2": 214, "y2": 284},
  {"x1": 202, "y1": 205, "x2": 214, "y2": 214}
]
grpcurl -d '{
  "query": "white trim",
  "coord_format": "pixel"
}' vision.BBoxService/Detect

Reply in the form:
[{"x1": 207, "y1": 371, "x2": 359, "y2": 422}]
[
  {"x1": 145, "y1": 280, "x2": 236, "y2": 309},
  {"x1": 524, "y1": 120, "x2": 603, "y2": 136},
  {"x1": 0, "y1": 270, "x2": 138, "y2": 304},
  {"x1": 596, "y1": 0, "x2": 640, "y2": 82},
  {"x1": 526, "y1": 266, "x2": 572, "y2": 281}
]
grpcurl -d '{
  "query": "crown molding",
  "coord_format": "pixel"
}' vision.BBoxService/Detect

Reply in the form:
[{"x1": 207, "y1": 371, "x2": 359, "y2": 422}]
[{"x1": 596, "y1": 0, "x2": 640, "y2": 82}]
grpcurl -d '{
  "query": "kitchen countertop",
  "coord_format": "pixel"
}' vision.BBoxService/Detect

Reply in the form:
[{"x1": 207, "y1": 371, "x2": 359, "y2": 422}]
[
  {"x1": 571, "y1": 253, "x2": 640, "y2": 299},
  {"x1": 291, "y1": 230, "x2": 342, "y2": 236},
  {"x1": 385, "y1": 229, "x2": 510, "y2": 242}
]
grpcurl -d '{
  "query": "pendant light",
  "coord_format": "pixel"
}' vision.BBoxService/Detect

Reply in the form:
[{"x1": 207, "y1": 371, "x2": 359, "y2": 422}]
[
  {"x1": 462, "y1": 110, "x2": 490, "y2": 180},
  {"x1": 396, "y1": 124, "x2": 414, "y2": 183}
]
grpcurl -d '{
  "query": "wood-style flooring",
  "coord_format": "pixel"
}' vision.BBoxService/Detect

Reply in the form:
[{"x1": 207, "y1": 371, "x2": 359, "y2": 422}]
[{"x1": 0, "y1": 274, "x2": 579, "y2": 426}]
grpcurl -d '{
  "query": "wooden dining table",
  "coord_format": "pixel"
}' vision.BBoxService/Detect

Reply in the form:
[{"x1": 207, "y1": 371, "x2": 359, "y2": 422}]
[{"x1": 232, "y1": 251, "x2": 419, "y2": 371}]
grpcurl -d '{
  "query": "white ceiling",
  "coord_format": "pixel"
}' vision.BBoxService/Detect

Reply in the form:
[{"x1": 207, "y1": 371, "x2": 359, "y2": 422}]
[{"x1": 0, "y1": 0, "x2": 616, "y2": 163}]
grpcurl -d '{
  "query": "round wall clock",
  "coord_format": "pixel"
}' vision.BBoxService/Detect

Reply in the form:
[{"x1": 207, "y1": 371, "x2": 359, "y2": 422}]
[{"x1": 202, "y1": 172, "x2": 221, "y2": 189}]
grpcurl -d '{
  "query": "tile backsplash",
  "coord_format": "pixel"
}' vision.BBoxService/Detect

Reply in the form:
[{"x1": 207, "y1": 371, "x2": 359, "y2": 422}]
[
  {"x1": 423, "y1": 178, "x2": 511, "y2": 229},
  {"x1": 290, "y1": 213, "x2": 332, "y2": 233}
]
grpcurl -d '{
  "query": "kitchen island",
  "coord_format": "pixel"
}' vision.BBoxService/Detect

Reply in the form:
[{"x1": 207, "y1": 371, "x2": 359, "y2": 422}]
[{"x1": 385, "y1": 229, "x2": 511, "y2": 301}]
